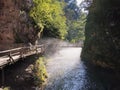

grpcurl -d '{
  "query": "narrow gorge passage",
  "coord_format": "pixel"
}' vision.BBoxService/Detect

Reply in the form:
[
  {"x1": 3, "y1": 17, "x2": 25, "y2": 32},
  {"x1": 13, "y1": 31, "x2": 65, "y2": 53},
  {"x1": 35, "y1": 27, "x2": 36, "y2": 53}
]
[{"x1": 45, "y1": 47, "x2": 120, "y2": 90}]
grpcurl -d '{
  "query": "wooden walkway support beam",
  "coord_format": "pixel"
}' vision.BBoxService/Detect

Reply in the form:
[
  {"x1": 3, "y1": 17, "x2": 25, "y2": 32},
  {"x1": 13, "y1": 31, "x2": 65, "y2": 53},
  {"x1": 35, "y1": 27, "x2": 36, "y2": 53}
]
[{"x1": 1, "y1": 67, "x2": 5, "y2": 88}]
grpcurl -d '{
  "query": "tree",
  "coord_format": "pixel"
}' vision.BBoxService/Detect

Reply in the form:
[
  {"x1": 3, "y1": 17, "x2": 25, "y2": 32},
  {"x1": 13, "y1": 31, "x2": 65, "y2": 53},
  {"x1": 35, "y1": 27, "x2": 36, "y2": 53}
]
[
  {"x1": 66, "y1": 13, "x2": 86, "y2": 43},
  {"x1": 63, "y1": 0, "x2": 86, "y2": 42},
  {"x1": 30, "y1": 0, "x2": 67, "y2": 39}
]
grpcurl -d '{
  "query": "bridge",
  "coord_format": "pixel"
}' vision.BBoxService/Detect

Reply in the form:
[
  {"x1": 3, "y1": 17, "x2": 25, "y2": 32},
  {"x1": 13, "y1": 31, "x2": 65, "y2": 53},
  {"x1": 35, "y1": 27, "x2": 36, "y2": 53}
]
[
  {"x1": 0, "y1": 44, "x2": 45, "y2": 87},
  {"x1": 0, "y1": 44, "x2": 45, "y2": 69}
]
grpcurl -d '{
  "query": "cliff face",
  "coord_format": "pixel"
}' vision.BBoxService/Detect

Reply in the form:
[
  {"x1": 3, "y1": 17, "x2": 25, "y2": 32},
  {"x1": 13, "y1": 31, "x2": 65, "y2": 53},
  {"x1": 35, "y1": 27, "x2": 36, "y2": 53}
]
[
  {"x1": 82, "y1": 0, "x2": 120, "y2": 69},
  {"x1": 0, "y1": 0, "x2": 38, "y2": 45}
]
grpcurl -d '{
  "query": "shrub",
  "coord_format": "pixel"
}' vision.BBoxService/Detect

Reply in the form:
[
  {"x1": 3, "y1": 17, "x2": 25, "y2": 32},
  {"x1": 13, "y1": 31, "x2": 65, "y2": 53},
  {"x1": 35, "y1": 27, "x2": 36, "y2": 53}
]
[{"x1": 32, "y1": 57, "x2": 48, "y2": 86}]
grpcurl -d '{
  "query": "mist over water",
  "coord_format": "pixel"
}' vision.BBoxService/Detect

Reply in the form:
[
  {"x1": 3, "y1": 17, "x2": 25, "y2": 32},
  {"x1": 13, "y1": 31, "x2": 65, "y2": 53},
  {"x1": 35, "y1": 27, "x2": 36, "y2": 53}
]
[
  {"x1": 44, "y1": 47, "x2": 104, "y2": 90},
  {"x1": 41, "y1": 39, "x2": 120, "y2": 90},
  {"x1": 45, "y1": 47, "x2": 83, "y2": 90},
  {"x1": 38, "y1": 38, "x2": 83, "y2": 56}
]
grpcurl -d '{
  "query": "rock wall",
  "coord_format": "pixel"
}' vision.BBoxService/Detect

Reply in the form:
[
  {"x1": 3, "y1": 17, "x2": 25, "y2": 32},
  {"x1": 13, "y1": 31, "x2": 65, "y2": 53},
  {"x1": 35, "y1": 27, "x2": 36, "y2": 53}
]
[
  {"x1": 82, "y1": 0, "x2": 120, "y2": 69},
  {"x1": 0, "y1": 0, "x2": 38, "y2": 45}
]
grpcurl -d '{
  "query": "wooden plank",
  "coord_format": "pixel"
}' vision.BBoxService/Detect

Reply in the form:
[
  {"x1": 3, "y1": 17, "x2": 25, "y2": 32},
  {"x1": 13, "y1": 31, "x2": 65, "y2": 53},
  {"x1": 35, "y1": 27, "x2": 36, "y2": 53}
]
[
  {"x1": 0, "y1": 44, "x2": 45, "y2": 68},
  {"x1": 0, "y1": 47, "x2": 22, "y2": 54}
]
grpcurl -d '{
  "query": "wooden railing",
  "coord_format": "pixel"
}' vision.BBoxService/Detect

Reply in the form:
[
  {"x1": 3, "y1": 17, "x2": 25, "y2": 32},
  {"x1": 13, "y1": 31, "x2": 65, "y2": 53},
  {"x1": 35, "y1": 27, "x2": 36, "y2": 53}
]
[{"x1": 0, "y1": 44, "x2": 45, "y2": 69}]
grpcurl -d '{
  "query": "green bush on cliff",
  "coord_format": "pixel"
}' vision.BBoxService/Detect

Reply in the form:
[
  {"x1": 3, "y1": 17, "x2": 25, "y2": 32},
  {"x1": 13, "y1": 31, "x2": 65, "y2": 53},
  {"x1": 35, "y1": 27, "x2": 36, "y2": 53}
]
[
  {"x1": 32, "y1": 57, "x2": 48, "y2": 86},
  {"x1": 30, "y1": 0, "x2": 67, "y2": 39}
]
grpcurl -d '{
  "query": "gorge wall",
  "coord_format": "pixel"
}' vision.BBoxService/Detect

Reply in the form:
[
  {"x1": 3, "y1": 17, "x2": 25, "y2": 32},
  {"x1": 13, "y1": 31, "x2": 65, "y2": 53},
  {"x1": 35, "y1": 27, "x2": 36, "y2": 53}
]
[
  {"x1": 82, "y1": 0, "x2": 120, "y2": 69},
  {"x1": 0, "y1": 0, "x2": 38, "y2": 45}
]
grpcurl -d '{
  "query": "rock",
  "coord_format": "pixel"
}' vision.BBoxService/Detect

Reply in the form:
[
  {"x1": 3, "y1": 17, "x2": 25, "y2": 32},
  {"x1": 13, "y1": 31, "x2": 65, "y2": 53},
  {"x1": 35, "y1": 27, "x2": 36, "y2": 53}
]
[
  {"x1": 82, "y1": 0, "x2": 120, "y2": 69},
  {"x1": 0, "y1": 0, "x2": 39, "y2": 45}
]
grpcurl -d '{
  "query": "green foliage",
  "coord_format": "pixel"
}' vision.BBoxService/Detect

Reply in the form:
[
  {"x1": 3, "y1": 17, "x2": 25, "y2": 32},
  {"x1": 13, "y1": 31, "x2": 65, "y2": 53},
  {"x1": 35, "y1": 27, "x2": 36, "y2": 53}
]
[
  {"x1": 3, "y1": 87, "x2": 10, "y2": 90},
  {"x1": 63, "y1": 0, "x2": 86, "y2": 43},
  {"x1": 66, "y1": 13, "x2": 86, "y2": 42},
  {"x1": 64, "y1": 0, "x2": 80, "y2": 20},
  {"x1": 30, "y1": 0, "x2": 86, "y2": 41},
  {"x1": 32, "y1": 57, "x2": 48, "y2": 86},
  {"x1": 30, "y1": 0, "x2": 67, "y2": 39}
]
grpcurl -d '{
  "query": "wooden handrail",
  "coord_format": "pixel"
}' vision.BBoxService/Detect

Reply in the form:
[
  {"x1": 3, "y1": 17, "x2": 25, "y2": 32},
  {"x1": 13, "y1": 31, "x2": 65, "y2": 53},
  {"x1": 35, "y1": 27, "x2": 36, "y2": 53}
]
[
  {"x1": 0, "y1": 44, "x2": 45, "y2": 69},
  {"x1": 0, "y1": 44, "x2": 45, "y2": 55},
  {"x1": 0, "y1": 47, "x2": 22, "y2": 54}
]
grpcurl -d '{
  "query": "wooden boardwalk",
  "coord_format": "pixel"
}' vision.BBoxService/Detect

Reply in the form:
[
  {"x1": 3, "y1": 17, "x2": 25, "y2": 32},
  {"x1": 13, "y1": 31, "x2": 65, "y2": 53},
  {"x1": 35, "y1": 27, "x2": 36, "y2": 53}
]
[{"x1": 0, "y1": 44, "x2": 45, "y2": 69}]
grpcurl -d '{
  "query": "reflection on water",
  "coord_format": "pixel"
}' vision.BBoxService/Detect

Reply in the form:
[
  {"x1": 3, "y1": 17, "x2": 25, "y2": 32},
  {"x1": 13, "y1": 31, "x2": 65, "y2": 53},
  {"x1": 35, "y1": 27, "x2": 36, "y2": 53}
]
[{"x1": 45, "y1": 48, "x2": 120, "y2": 90}]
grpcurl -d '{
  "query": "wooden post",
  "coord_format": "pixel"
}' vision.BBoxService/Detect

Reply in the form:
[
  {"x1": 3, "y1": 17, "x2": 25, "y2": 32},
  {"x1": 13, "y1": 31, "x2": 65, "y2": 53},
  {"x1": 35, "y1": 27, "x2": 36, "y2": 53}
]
[
  {"x1": 9, "y1": 52, "x2": 14, "y2": 64},
  {"x1": 1, "y1": 68, "x2": 5, "y2": 88},
  {"x1": 41, "y1": 45, "x2": 44, "y2": 53},
  {"x1": 20, "y1": 48, "x2": 24, "y2": 59},
  {"x1": 42, "y1": 45, "x2": 45, "y2": 54},
  {"x1": 36, "y1": 47, "x2": 38, "y2": 54}
]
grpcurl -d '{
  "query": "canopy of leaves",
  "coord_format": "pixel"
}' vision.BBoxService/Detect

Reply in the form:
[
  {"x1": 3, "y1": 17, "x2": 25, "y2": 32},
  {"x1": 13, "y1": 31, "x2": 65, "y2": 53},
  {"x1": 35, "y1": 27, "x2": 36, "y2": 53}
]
[
  {"x1": 66, "y1": 13, "x2": 86, "y2": 43},
  {"x1": 30, "y1": 0, "x2": 67, "y2": 39},
  {"x1": 64, "y1": 0, "x2": 86, "y2": 43}
]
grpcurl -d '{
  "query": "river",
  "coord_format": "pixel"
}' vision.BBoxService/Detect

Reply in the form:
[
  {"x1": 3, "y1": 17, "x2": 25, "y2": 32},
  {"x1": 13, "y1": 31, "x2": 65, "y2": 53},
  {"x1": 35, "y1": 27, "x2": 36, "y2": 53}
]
[{"x1": 45, "y1": 47, "x2": 120, "y2": 90}]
